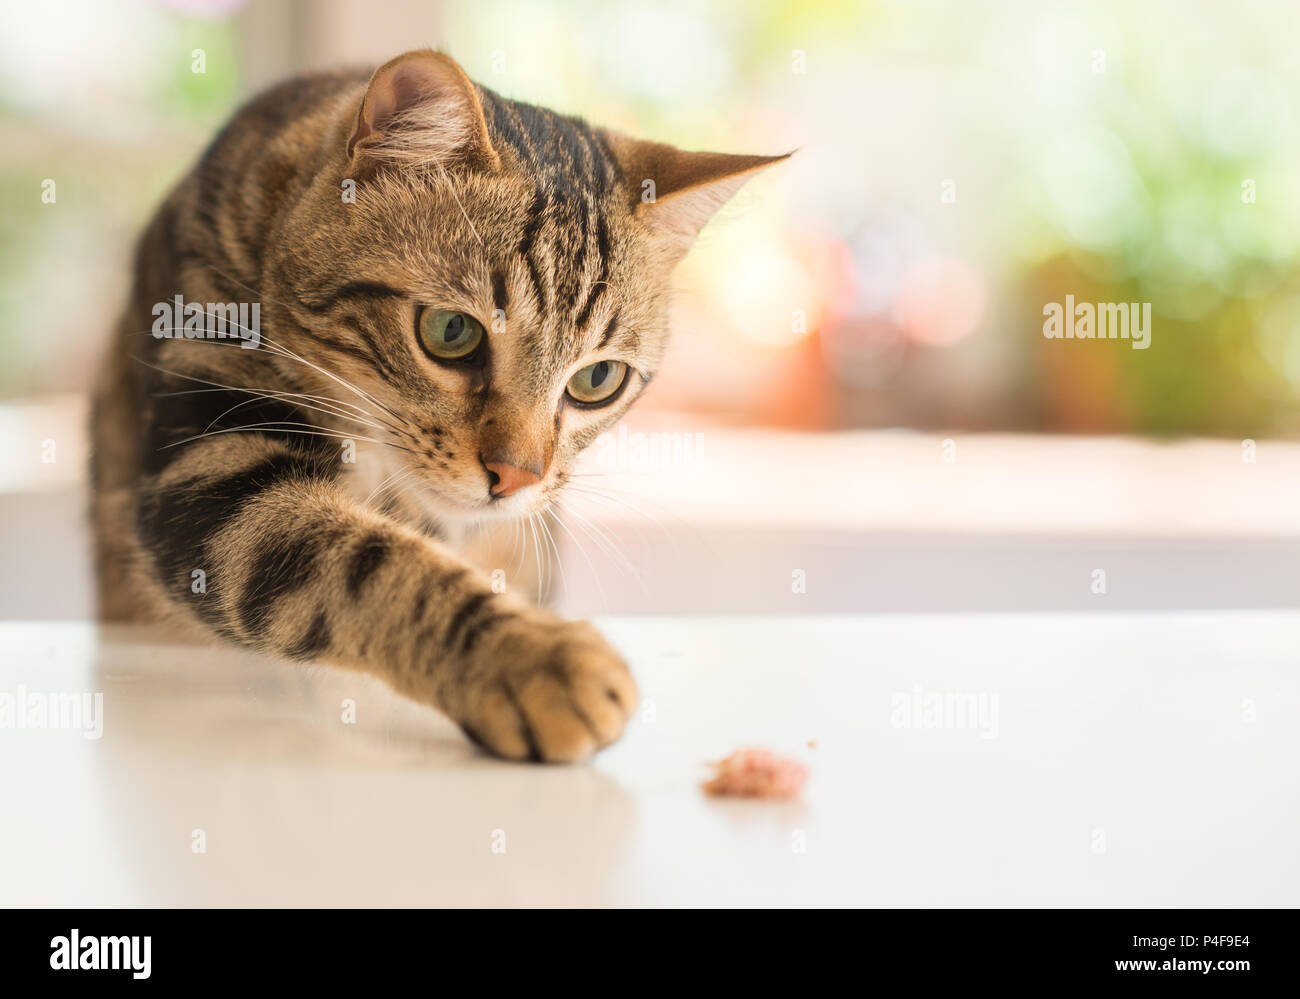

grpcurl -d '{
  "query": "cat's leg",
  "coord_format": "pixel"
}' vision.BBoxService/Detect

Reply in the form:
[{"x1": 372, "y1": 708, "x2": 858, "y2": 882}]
[{"x1": 134, "y1": 433, "x2": 636, "y2": 761}]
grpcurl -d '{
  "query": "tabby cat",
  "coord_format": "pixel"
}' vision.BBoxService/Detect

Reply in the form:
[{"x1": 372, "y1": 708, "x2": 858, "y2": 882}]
[{"x1": 91, "y1": 50, "x2": 785, "y2": 762}]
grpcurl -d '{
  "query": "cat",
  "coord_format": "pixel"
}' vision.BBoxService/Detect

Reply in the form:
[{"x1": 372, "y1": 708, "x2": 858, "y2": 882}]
[{"x1": 90, "y1": 49, "x2": 786, "y2": 762}]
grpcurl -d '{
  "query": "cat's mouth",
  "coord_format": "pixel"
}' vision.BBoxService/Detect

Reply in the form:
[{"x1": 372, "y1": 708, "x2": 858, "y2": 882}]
[{"x1": 410, "y1": 476, "x2": 550, "y2": 525}]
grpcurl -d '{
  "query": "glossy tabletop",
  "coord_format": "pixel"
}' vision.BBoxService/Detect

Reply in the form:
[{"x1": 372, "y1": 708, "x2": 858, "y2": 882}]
[{"x1": 1, "y1": 612, "x2": 1295, "y2": 907}]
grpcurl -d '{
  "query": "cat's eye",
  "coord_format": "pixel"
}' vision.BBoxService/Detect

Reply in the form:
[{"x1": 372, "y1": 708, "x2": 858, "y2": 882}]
[
  {"x1": 566, "y1": 360, "x2": 628, "y2": 405},
  {"x1": 418, "y1": 308, "x2": 485, "y2": 361}
]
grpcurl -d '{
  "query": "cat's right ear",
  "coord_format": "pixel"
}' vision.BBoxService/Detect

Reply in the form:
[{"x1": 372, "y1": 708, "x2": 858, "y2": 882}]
[{"x1": 346, "y1": 50, "x2": 499, "y2": 174}]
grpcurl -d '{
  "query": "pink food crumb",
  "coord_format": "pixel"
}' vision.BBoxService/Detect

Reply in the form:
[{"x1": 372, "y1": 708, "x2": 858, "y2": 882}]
[{"x1": 702, "y1": 747, "x2": 808, "y2": 799}]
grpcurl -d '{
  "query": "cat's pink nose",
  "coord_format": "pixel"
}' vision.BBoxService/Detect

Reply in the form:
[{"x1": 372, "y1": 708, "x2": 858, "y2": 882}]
[{"x1": 484, "y1": 461, "x2": 542, "y2": 498}]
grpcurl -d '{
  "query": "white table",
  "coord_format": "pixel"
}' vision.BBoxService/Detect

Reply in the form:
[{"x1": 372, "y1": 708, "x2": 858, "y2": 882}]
[{"x1": 1, "y1": 613, "x2": 1295, "y2": 907}]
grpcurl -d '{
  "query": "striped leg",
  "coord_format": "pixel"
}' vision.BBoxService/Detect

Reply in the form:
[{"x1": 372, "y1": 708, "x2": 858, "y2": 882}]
[{"x1": 135, "y1": 433, "x2": 637, "y2": 762}]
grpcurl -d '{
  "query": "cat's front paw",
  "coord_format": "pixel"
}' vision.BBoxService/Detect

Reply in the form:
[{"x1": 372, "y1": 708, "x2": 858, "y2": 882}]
[{"x1": 456, "y1": 617, "x2": 638, "y2": 763}]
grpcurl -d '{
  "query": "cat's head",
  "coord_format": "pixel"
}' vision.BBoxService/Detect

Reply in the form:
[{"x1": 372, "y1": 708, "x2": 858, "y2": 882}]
[{"x1": 275, "y1": 50, "x2": 786, "y2": 526}]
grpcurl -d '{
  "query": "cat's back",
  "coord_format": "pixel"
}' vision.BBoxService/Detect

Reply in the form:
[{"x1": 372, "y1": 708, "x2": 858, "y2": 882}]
[
  {"x1": 192, "y1": 68, "x2": 369, "y2": 186},
  {"x1": 89, "y1": 68, "x2": 372, "y2": 621},
  {"x1": 95, "y1": 66, "x2": 371, "y2": 444}
]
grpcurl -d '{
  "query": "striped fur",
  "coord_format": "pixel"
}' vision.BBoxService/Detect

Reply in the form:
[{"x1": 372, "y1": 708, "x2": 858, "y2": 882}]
[{"x1": 91, "y1": 50, "x2": 783, "y2": 762}]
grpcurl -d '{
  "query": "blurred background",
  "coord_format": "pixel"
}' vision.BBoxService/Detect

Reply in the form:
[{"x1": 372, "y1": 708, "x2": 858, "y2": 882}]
[{"x1": 2, "y1": 0, "x2": 1298, "y2": 618}]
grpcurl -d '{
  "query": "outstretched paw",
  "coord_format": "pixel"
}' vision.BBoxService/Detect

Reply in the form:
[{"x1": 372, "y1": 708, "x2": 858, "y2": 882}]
[{"x1": 456, "y1": 618, "x2": 637, "y2": 763}]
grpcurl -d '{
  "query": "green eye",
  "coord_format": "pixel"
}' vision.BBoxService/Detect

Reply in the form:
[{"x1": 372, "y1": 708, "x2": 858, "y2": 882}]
[
  {"x1": 418, "y1": 308, "x2": 485, "y2": 360},
  {"x1": 567, "y1": 359, "x2": 628, "y2": 405}
]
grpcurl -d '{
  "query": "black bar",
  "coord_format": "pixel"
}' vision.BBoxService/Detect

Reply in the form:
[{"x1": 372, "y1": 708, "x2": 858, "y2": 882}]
[{"x1": 1, "y1": 909, "x2": 1284, "y2": 986}]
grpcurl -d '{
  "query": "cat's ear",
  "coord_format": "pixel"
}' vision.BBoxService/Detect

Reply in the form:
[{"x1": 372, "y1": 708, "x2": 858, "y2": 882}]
[
  {"x1": 347, "y1": 50, "x2": 499, "y2": 172},
  {"x1": 605, "y1": 135, "x2": 790, "y2": 253}
]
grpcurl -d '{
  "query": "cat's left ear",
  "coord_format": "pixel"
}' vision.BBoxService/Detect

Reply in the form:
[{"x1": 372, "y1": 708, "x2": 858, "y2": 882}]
[
  {"x1": 604, "y1": 135, "x2": 790, "y2": 254},
  {"x1": 347, "y1": 50, "x2": 500, "y2": 173}
]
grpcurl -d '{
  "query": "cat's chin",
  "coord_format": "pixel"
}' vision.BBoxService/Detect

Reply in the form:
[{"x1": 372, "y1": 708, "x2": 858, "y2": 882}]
[{"x1": 412, "y1": 485, "x2": 549, "y2": 528}]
